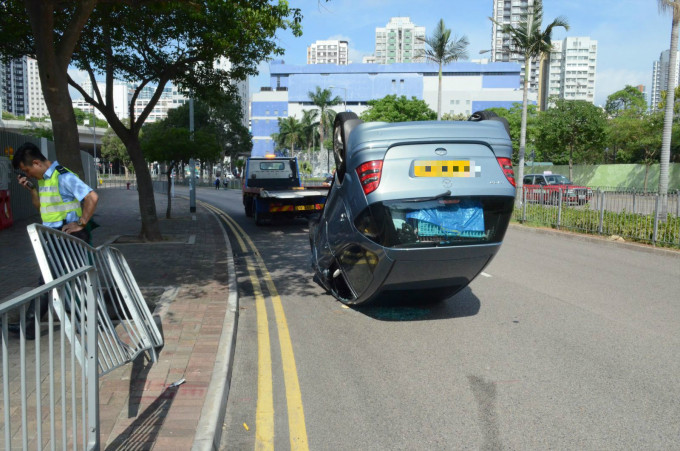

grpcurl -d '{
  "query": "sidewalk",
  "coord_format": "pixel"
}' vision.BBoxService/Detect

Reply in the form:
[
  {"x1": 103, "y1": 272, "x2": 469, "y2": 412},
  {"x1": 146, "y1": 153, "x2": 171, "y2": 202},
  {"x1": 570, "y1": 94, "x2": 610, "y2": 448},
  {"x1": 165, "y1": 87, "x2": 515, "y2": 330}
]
[{"x1": 0, "y1": 187, "x2": 238, "y2": 450}]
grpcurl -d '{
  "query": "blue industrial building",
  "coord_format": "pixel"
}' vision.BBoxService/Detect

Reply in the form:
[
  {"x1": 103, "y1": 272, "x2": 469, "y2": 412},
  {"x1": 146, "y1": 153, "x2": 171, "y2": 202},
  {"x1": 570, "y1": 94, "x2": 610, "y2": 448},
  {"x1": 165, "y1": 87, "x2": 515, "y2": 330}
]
[{"x1": 251, "y1": 60, "x2": 525, "y2": 156}]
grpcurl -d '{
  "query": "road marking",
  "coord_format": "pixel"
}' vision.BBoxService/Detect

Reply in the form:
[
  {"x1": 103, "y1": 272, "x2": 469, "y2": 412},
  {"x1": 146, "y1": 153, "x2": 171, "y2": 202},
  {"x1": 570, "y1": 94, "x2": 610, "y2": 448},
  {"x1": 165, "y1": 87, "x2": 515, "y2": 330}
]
[
  {"x1": 481, "y1": 272, "x2": 492, "y2": 278},
  {"x1": 200, "y1": 201, "x2": 309, "y2": 451}
]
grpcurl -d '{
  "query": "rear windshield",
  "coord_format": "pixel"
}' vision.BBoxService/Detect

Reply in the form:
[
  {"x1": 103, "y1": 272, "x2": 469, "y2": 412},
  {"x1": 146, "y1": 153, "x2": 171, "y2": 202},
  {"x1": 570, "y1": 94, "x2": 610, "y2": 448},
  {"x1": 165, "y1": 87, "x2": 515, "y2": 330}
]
[{"x1": 354, "y1": 196, "x2": 514, "y2": 248}]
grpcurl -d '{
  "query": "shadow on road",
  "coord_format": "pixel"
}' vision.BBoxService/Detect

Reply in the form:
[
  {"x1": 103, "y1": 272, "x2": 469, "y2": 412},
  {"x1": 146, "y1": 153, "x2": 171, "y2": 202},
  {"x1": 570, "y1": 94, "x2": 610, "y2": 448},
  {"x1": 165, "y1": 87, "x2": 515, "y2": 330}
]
[{"x1": 352, "y1": 287, "x2": 481, "y2": 322}]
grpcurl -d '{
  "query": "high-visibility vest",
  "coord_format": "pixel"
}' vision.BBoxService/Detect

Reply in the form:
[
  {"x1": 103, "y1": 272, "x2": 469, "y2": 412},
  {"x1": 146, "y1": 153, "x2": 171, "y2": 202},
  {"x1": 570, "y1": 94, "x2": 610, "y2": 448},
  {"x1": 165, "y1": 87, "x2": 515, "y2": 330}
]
[{"x1": 38, "y1": 165, "x2": 82, "y2": 223}]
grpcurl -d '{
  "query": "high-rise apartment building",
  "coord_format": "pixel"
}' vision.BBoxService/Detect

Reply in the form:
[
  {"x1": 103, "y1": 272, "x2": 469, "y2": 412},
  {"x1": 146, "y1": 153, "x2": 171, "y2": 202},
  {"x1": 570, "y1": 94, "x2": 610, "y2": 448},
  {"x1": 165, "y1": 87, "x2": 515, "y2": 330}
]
[
  {"x1": 651, "y1": 49, "x2": 679, "y2": 111},
  {"x1": 491, "y1": 0, "x2": 540, "y2": 91},
  {"x1": 1, "y1": 56, "x2": 28, "y2": 117},
  {"x1": 307, "y1": 40, "x2": 349, "y2": 65},
  {"x1": 542, "y1": 37, "x2": 597, "y2": 108},
  {"x1": 373, "y1": 17, "x2": 426, "y2": 64},
  {"x1": 26, "y1": 56, "x2": 49, "y2": 118}
]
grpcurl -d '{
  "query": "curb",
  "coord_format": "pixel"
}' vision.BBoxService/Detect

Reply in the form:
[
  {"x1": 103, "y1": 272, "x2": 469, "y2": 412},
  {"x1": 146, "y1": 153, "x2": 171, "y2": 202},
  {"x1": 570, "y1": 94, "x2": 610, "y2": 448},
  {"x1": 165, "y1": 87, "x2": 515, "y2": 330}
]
[{"x1": 192, "y1": 204, "x2": 240, "y2": 451}]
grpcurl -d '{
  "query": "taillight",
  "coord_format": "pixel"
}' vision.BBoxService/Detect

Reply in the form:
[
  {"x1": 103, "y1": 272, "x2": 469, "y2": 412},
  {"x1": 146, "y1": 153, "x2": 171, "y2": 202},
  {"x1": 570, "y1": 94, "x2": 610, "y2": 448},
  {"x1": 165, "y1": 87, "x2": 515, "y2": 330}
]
[
  {"x1": 496, "y1": 157, "x2": 516, "y2": 187},
  {"x1": 356, "y1": 160, "x2": 383, "y2": 195}
]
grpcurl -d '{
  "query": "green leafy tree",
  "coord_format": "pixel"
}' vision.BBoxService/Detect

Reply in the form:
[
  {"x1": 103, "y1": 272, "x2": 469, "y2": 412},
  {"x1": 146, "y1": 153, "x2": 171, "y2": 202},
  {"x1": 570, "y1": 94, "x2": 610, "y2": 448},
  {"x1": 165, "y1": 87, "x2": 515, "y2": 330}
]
[
  {"x1": 488, "y1": 104, "x2": 540, "y2": 163},
  {"x1": 440, "y1": 113, "x2": 468, "y2": 121},
  {"x1": 100, "y1": 126, "x2": 132, "y2": 175},
  {"x1": 276, "y1": 116, "x2": 305, "y2": 157},
  {"x1": 300, "y1": 109, "x2": 319, "y2": 153},
  {"x1": 141, "y1": 102, "x2": 222, "y2": 218},
  {"x1": 658, "y1": 85, "x2": 680, "y2": 116},
  {"x1": 536, "y1": 99, "x2": 607, "y2": 179},
  {"x1": 491, "y1": 0, "x2": 568, "y2": 204},
  {"x1": 658, "y1": 0, "x2": 680, "y2": 213},
  {"x1": 0, "y1": 1, "x2": 302, "y2": 240},
  {"x1": 307, "y1": 87, "x2": 341, "y2": 161},
  {"x1": 418, "y1": 19, "x2": 469, "y2": 121},
  {"x1": 360, "y1": 95, "x2": 436, "y2": 122},
  {"x1": 605, "y1": 85, "x2": 648, "y2": 117}
]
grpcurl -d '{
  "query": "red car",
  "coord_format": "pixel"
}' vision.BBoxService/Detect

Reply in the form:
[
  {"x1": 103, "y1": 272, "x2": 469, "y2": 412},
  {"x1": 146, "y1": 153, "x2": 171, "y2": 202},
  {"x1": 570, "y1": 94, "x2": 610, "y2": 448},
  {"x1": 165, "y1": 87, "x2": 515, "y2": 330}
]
[{"x1": 522, "y1": 173, "x2": 593, "y2": 205}]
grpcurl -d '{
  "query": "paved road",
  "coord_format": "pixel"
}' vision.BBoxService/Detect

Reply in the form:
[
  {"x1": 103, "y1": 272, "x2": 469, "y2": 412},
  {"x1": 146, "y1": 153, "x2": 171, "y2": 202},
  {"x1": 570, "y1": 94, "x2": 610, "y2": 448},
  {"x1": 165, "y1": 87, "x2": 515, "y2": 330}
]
[{"x1": 203, "y1": 189, "x2": 680, "y2": 450}]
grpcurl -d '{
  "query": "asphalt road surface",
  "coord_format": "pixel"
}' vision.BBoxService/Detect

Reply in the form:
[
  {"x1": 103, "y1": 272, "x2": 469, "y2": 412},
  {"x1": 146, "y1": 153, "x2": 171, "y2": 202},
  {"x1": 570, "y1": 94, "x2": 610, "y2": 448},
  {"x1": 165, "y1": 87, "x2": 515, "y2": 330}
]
[{"x1": 197, "y1": 188, "x2": 680, "y2": 451}]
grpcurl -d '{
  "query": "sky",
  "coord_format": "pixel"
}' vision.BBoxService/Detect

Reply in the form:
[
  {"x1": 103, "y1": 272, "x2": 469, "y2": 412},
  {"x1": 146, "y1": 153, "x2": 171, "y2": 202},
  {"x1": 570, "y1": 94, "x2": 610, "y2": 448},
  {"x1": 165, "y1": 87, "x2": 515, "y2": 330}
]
[{"x1": 249, "y1": 0, "x2": 675, "y2": 107}]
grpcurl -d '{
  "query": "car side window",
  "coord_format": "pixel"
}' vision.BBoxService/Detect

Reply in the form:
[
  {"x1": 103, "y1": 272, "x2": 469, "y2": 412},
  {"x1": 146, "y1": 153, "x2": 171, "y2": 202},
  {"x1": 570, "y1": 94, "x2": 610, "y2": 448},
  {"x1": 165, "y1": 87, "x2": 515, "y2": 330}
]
[
  {"x1": 537, "y1": 176, "x2": 546, "y2": 185},
  {"x1": 523, "y1": 176, "x2": 533, "y2": 185}
]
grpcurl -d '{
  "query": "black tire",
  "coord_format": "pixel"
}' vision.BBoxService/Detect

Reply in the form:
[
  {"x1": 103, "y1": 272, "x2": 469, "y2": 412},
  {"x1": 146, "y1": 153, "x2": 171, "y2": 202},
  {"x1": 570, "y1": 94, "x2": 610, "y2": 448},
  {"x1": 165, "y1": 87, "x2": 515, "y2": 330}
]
[
  {"x1": 254, "y1": 199, "x2": 267, "y2": 226},
  {"x1": 468, "y1": 109, "x2": 511, "y2": 138},
  {"x1": 333, "y1": 112, "x2": 362, "y2": 182},
  {"x1": 244, "y1": 196, "x2": 253, "y2": 217}
]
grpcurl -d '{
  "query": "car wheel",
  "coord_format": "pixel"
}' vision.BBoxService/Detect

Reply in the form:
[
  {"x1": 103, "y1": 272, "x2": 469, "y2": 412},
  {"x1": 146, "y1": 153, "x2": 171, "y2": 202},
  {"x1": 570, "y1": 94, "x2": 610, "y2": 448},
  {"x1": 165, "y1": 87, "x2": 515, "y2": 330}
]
[
  {"x1": 468, "y1": 110, "x2": 511, "y2": 138},
  {"x1": 333, "y1": 112, "x2": 362, "y2": 182}
]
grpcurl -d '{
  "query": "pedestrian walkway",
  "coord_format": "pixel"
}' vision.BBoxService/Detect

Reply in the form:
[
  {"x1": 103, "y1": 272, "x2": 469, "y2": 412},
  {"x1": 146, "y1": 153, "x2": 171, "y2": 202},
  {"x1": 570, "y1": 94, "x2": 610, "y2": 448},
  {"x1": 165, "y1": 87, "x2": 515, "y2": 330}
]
[{"x1": 0, "y1": 188, "x2": 238, "y2": 450}]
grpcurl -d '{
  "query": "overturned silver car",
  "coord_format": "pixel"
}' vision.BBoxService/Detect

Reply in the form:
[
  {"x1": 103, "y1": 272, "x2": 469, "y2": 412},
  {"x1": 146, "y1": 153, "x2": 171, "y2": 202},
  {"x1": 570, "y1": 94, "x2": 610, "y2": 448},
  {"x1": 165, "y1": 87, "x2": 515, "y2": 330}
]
[{"x1": 309, "y1": 111, "x2": 516, "y2": 305}]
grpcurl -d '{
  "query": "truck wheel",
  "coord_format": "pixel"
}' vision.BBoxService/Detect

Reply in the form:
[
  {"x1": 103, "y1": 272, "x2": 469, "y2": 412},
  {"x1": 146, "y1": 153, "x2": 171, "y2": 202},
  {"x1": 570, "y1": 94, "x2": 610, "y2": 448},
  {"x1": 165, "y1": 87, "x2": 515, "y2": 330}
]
[
  {"x1": 254, "y1": 199, "x2": 267, "y2": 226},
  {"x1": 244, "y1": 197, "x2": 253, "y2": 217},
  {"x1": 333, "y1": 112, "x2": 362, "y2": 183}
]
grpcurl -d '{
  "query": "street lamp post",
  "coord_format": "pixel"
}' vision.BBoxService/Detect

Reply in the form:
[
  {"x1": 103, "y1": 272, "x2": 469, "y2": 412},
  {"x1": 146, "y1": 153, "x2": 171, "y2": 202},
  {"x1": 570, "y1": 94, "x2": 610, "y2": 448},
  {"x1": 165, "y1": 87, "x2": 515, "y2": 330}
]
[{"x1": 329, "y1": 85, "x2": 347, "y2": 112}]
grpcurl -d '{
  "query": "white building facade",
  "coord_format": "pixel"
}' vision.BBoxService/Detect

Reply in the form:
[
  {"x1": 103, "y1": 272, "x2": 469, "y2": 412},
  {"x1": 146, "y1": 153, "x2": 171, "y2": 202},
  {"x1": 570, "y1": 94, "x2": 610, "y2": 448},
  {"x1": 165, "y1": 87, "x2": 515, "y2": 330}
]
[
  {"x1": 545, "y1": 37, "x2": 597, "y2": 106},
  {"x1": 250, "y1": 61, "x2": 525, "y2": 156},
  {"x1": 26, "y1": 57, "x2": 49, "y2": 118},
  {"x1": 373, "y1": 17, "x2": 426, "y2": 64},
  {"x1": 307, "y1": 40, "x2": 349, "y2": 65},
  {"x1": 491, "y1": 0, "x2": 541, "y2": 92},
  {"x1": 651, "y1": 49, "x2": 680, "y2": 111}
]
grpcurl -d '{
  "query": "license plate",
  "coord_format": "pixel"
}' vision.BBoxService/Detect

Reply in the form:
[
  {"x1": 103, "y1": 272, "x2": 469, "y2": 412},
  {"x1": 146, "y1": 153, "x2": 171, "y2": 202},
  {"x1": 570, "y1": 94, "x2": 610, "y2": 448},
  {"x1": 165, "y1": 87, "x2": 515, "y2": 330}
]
[
  {"x1": 295, "y1": 205, "x2": 316, "y2": 211},
  {"x1": 413, "y1": 160, "x2": 477, "y2": 177},
  {"x1": 578, "y1": 195, "x2": 585, "y2": 199}
]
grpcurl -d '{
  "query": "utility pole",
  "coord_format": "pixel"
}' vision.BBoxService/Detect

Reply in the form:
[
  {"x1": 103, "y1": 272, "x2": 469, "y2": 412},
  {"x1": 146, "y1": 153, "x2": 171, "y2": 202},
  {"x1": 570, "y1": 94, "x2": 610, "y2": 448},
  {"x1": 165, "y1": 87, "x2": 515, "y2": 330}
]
[{"x1": 189, "y1": 98, "x2": 196, "y2": 213}]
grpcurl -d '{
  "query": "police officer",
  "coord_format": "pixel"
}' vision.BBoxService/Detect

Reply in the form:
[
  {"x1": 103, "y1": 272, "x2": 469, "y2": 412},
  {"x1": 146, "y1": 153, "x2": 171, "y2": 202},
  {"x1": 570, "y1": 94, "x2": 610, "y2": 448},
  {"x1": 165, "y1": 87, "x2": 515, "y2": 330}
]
[{"x1": 10, "y1": 142, "x2": 99, "y2": 339}]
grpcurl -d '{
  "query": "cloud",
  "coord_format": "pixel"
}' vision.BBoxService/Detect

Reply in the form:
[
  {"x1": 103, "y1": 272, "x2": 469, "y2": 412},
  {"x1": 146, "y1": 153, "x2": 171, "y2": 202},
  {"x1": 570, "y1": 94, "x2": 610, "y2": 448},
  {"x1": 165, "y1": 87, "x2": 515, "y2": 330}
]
[{"x1": 595, "y1": 68, "x2": 651, "y2": 107}]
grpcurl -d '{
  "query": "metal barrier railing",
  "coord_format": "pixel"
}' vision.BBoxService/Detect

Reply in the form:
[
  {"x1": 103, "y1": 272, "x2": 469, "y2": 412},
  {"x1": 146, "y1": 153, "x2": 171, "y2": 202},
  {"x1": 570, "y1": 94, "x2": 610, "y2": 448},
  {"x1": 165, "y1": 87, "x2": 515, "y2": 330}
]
[
  {"x1": 28, "y1": 224, "x2": 163, "y2": 375},
  {"x1": 1, "y1": 266, "x2": 100, "y2": 450},
  {"x1": 514, "y1": 187, "x2": 680, "y2": 247}
]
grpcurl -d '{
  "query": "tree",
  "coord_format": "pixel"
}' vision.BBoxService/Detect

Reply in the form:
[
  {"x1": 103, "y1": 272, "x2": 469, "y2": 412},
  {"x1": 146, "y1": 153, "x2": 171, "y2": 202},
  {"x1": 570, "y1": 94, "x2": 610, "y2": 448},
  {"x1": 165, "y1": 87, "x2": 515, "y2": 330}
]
[
  {"x1": 491, "y1": 0, "x2": 568, "y2": 204},
  {"x1": 360, "y1": 95, "x2": 436, "y2": 122},
  {"x1": 0, "y1": 1, "x2": 302, "y2": 240},
  {"x1": 658, "y1": 0, "x2": 680, "y2": 216},
  {"x1": 488, "y1": 103, "x2": 540, "y2": 163},
  {"x1": 536, "y1": 99, "x2": 607, "y2": 179},
  {"x1": 418, "y1": 19, "x2": 469, "y2": 121},
  {"x1": 276, "y1": 116, "x2": 305, "y2": 157},
  {"x1": 100, "y1": 126, "x2": 132, "y2": 175},
  {"x1": 141, "y1": 100, "x2": 223, "y2": 219},
  {"x1": 0, "y1": 1, "x2": 101, "y2": 178},
  {"x1": 307, "y1": 87, "x2": 341, "y2": 165},
  {"x1": 658, "y1": 85, "x2": 680, "y2": 116},
  {"x1": 605, "y1": 85, "x2": 648, "y2": 117}
]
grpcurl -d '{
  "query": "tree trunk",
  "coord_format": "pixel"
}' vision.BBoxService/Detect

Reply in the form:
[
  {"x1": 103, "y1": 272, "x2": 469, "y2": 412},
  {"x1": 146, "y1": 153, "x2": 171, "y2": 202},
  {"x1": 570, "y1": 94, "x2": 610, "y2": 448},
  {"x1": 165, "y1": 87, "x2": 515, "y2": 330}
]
[
  {"x1": 658, "y1": 4, "x2": 679, "y2": 219},
  {"x1": 437, "y1": 62, "x2": 443, "y2": 121},
  {"x1": 124, "y1": 137, "x2": 163, "y2": 241},
  {"x1": 516, "y1": 54, "x2": 532, "y2": 207},
  {"x1": 24, "y1": 1, "x2": 93, "y2": 180}
]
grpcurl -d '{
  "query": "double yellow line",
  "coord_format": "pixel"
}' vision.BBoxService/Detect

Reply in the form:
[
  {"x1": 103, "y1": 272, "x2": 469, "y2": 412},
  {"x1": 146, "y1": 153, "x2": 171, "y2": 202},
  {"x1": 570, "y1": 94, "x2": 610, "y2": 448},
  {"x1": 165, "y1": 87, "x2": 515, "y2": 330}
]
[{"x1": 200, "y1": 201, "x2": 308, "y2": 451}]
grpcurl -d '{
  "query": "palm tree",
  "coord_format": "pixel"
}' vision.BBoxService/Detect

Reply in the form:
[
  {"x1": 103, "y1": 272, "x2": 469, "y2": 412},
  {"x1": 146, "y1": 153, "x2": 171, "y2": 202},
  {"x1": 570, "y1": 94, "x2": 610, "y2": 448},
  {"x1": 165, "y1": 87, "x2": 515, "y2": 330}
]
[
  {"x1": 492, "y1": 0, "x2": 568, "y2": 205},
  {"x1": 300, "y1": 109, "x2": 318, "y2": 153},
  {"x1": 307, "y1": 87, "x2": 341, "y2": 162},
  {"x1": 276, "y1": 116, "x2": 305, "y2": 157},
  {"x1": 419, "y1": 19, "x2": 469, "y2": 121},
  {"x1": 658, "y1": 0, "x2": 680, "y2": 219}
]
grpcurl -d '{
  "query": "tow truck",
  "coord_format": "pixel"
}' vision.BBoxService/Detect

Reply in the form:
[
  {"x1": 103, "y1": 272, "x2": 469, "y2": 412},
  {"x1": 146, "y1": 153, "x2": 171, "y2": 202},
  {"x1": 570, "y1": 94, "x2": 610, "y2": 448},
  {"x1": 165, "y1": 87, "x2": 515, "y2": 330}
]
[{"x1": 242, "y1": 156, "x2": 328, "y2": 225}]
